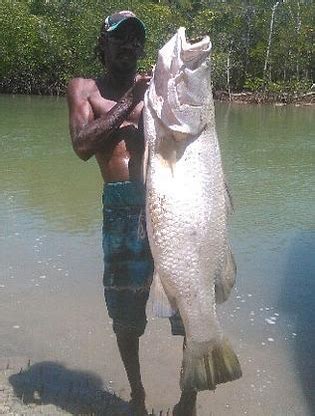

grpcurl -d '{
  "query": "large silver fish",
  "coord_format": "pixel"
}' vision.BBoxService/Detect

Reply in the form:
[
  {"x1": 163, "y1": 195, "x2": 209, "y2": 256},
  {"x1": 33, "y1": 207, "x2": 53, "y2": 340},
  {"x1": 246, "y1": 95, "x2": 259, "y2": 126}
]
[{"x1": 143, "y1": 27, "x2": 242, "y2": 391}]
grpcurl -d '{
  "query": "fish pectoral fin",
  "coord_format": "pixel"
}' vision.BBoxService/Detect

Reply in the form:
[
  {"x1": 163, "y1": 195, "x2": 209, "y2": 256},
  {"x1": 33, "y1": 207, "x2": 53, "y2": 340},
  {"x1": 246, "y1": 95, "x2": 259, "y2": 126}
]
[
  {"x1": 151, "y1": 271, "x2": 175, "y2": 318},
  {"x1": 215, "y1": 247, "x2": 236, "y2": 304},
  {"x1": 180, "y1": 338, "x2": 242, "y2": 392}
]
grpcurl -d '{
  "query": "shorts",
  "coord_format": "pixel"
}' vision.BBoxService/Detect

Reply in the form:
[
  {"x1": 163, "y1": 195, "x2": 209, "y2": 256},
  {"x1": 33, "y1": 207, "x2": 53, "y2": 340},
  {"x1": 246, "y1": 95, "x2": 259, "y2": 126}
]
[
  {"x1": 102, "y1": 181, "x2": 185, "y2": 337},
  {"x1": 102, "y1": 181, "x2": 153, "y2": 337}
]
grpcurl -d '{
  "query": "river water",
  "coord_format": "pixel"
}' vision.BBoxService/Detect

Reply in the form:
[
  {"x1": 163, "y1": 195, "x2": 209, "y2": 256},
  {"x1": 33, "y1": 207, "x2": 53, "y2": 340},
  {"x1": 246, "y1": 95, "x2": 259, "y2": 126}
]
[{"x1": 0, "y1": 95, "x2": 314, "y2": 415}]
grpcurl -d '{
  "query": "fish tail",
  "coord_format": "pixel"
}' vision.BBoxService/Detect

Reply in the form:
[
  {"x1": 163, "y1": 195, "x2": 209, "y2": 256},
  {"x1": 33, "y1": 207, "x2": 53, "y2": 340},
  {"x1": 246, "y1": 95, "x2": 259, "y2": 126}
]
[{"x1": 180, "y1": 338, "x2": 242, "y2": 391}]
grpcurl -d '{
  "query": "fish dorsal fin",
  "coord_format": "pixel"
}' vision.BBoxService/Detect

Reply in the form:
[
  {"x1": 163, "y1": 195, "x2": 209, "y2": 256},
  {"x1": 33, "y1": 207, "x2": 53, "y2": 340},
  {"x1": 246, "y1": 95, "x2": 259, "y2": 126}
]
[{"x1": 224, "y1": 180, "x2": 234, "y2": 215}]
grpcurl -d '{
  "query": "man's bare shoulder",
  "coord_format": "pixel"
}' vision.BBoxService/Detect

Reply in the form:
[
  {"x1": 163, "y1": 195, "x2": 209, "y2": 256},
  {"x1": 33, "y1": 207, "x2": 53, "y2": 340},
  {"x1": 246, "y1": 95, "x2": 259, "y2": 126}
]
[{"x1": 67, "y1": 77, "x2": 98, "y2": 100}]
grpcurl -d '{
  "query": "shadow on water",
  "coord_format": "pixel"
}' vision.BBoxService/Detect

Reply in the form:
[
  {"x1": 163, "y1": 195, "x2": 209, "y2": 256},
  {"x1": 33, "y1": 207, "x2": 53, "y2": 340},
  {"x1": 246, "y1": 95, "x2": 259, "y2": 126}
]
[
  {"x1": 279, "y1": 231, "x2": 315, "y2": 415},
  {"x1": 8, "y1": 361, "x2": 130, "y2": 415}
]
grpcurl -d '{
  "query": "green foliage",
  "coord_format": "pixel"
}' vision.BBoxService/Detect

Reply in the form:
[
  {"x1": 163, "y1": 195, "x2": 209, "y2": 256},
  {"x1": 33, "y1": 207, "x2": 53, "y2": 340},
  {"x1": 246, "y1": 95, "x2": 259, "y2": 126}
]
[
  {"x1": 244, "y1": 77, "x2": 265, "y2": 92},
  {"x1": 130, "y1": 1, "x2": 185, "y2": 69},
  {"x1": 0, "y1": 0, "x2": 314, "y2": 95},
  {"x1": 245, "y1": 77, "x2": 313, "y2": 95}
]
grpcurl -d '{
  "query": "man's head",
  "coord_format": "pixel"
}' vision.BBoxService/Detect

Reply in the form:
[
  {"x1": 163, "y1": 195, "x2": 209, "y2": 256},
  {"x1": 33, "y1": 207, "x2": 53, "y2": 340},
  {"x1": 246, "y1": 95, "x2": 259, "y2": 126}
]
[{"x1": 96, "y1": 11, "x2": 146, "y2": 73}]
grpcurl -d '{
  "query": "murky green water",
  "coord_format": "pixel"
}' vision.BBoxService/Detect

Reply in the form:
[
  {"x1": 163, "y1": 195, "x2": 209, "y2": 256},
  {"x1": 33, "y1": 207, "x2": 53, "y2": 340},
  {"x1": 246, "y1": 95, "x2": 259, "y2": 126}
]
[
  {"x1": 0, "y1": 95, "x2": 314, "y2": 415},
  {"x1": 1, "y1": 95, "x2": 313, "y2": 234},
  {"x1": 1, "y1": 96, "x2": 313, "y2": 234},
  {"x1": 0, "y1": 95, "x2": 103, "y2": 235}
]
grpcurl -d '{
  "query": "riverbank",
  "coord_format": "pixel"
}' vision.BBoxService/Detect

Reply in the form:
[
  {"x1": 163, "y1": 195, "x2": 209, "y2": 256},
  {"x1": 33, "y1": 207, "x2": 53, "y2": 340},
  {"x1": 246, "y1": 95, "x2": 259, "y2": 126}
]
[
  {"x1": 1, "y1": 86, "x2": 314, "y2": 106},
  {"x1": 214, "y1": 90, "x2": 315, "y2": 105}
]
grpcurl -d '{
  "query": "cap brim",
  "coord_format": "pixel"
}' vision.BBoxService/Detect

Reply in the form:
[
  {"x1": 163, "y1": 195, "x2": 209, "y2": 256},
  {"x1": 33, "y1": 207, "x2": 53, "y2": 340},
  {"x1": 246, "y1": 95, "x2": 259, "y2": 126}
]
[{"x1": 107, "y1": 17, "x2": 146, "y2": 35}]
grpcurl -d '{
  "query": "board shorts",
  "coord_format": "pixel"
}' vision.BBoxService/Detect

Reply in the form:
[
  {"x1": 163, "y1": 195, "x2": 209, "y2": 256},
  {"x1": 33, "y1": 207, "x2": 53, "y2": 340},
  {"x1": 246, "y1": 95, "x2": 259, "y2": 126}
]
[{"x1": 102, "y1": 181, "x2": 185, "y2": 337}]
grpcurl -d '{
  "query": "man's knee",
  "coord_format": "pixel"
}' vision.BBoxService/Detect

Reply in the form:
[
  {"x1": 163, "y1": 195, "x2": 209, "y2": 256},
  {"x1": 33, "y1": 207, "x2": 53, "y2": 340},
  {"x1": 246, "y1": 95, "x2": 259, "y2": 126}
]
[
  {"x1": 104, "y1": 287, "x2": 149, "y2": 337},
  {"x1": 113, "y1": 320, "x2": 146, "y2": 339}
]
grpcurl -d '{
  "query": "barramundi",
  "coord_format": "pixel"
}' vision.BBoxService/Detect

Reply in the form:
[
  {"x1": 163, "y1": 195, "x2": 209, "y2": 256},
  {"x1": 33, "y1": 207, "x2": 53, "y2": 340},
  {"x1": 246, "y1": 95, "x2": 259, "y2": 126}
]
[{"x1": 143, "y1": 27, "x2": 242, "y2": 391}]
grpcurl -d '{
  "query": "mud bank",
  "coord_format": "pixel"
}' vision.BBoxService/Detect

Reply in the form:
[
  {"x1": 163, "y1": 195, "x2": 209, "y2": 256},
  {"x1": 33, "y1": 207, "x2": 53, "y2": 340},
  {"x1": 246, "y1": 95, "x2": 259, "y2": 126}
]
[{"x1": 214, "y1": 90, "x2": 315, "y2": 105}]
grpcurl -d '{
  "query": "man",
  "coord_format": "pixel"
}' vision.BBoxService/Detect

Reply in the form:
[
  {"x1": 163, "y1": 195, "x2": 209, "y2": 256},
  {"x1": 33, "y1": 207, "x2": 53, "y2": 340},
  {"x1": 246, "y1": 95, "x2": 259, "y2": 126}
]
[{"x1": 67, "y1": 11, "x2": 196, "y2": 416}]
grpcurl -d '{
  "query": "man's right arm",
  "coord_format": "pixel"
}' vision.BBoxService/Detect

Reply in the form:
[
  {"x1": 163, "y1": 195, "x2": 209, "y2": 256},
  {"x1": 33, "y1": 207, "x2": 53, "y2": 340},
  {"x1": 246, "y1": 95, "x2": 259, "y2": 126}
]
[{"x1": 67, "y1": 77, "x2": 147, "y2": 161}]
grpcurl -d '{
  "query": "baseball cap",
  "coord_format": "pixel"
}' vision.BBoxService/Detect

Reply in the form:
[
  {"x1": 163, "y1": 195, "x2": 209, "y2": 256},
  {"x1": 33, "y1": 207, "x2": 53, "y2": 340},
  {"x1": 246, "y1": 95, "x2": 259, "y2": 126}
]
[{"x1": 104, "y1": 11, "x2": 146, "y2": 36}]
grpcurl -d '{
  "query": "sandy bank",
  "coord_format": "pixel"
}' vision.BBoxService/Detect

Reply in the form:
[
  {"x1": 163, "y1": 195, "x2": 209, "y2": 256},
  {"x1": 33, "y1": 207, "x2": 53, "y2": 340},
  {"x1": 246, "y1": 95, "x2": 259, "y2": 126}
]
[{"x1": 0, "y1": 362, "x2": 133, "y2": 416}]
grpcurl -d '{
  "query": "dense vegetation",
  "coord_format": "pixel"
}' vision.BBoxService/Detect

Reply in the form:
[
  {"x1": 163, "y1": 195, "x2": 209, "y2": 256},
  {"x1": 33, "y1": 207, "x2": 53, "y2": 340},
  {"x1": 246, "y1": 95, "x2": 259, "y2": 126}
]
[{"x1": 0, "y1": 0, "x2": 314, "y2": 100}]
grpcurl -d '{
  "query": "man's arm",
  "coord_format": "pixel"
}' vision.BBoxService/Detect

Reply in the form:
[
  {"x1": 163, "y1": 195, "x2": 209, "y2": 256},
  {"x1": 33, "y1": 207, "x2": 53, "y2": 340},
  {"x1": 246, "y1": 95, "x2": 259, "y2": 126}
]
[{"x1": 67, "y1": 77, "x2": 149, "y2": 161}]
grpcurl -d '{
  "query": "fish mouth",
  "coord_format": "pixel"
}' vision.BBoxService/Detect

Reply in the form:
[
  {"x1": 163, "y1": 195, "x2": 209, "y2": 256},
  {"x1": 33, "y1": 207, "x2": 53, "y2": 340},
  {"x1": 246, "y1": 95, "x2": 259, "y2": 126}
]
[
  {"x1": 178, "y1": 27, "x2": 211, "y2": 65},
  {"x1": 188, "y1": 36, "x2": 205, "y2": 44}
]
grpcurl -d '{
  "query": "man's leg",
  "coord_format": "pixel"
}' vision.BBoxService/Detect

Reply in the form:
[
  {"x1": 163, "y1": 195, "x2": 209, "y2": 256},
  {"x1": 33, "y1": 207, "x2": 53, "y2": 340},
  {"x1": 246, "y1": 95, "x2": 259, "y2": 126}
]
[
  {"x1": 173, "y1": 390, "x2": 197, "y2": 416},
  {"x1": 116, "y1": 330, "x2": 147, "y2": 416},
  {"x1": 116, "y1": 330, "x2": 148, "y2": 415},
  {"x1": 173, "y1": 338, "x2": 197, "y2": 416},
  {"x1": 102, "y1": 183, "x2": 153, "y2": 415}
]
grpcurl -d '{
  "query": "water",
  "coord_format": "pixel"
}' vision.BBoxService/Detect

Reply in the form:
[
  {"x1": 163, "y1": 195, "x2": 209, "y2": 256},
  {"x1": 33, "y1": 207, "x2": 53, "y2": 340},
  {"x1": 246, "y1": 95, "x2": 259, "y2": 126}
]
[
  {"x1": 0, "y1": 95, "x2": 314, "y2": 415},
  {"x1": 0, "y1": 95, "x2": 103, "y2": 235}
]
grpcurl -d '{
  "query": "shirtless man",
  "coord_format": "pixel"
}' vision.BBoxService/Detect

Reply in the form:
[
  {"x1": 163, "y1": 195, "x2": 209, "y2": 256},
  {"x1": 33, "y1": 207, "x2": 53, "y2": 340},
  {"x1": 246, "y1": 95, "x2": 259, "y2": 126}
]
[{"x1": 67, "y1": 11, "x2": 196, "y2": 416}]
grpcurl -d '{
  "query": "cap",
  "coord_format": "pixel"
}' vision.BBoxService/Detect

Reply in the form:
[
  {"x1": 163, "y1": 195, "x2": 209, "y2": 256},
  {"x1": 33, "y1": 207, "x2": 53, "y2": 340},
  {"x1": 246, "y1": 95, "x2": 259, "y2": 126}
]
[{"x1": 104, "y1": 11, "x2": 145, "y2": 35}]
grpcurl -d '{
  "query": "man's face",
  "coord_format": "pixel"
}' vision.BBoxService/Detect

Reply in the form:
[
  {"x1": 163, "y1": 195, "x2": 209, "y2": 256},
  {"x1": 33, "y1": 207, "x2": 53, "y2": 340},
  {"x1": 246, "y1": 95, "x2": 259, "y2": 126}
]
[{"x1": 105, "y1": 22, "x2": 145, "y2": 72}]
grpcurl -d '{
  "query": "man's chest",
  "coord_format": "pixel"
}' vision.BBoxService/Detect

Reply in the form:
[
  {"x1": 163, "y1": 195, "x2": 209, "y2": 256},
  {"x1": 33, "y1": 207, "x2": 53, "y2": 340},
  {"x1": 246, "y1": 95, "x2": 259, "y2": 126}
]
[{"x1": 89, "y1": 91, "x2": 143, "y2": 127}]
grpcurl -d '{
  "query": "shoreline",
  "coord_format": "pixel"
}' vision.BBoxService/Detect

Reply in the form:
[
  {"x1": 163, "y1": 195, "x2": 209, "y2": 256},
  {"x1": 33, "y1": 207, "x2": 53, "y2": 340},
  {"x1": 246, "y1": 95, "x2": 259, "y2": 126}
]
[
  {"x1": 1, "y1": 88, "x2": 314, "y2": 106},
  {"x1": 214, "y1": 90, "x2": 315, "y2": 105}
]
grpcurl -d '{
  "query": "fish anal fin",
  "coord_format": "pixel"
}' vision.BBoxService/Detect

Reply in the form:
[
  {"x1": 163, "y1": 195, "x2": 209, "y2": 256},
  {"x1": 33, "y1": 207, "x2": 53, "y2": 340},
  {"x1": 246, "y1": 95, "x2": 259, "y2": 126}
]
[
  {"x1": 151, "y1": 271, "x2": 175, "y2": 318},
  {"x1": 180, "y1": 338, "x2": 242, "y2": 392},
  {"x1": 215, "y1": 247, "x2": 236, "y2": 304}
]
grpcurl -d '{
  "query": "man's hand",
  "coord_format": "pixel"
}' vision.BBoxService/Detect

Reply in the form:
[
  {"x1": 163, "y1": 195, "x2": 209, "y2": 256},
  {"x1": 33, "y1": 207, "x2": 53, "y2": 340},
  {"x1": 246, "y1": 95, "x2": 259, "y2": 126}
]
[{"x1": 132, "y1": 74, "x2": 151, "y2": 105}]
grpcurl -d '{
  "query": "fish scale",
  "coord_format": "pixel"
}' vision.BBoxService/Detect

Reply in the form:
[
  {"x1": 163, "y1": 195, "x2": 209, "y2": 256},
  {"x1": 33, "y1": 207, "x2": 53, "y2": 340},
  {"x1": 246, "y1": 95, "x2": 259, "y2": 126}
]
[{"x1": 144, "y1": 27, "x2": 241, "y2": 391}]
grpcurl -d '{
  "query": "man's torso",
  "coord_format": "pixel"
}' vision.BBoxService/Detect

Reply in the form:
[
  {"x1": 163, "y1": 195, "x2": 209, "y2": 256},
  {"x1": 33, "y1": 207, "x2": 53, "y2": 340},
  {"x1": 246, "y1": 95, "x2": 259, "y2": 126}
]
[{"x1": 85, "y1": 76, "x2": 144, "y2": 182}]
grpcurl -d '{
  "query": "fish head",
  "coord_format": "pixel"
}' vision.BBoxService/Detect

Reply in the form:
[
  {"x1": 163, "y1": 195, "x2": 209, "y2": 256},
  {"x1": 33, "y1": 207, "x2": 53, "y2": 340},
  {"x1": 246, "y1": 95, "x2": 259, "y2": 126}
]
[{"x1": 147, "y1": 27, "x2": 213, "y2": 140}]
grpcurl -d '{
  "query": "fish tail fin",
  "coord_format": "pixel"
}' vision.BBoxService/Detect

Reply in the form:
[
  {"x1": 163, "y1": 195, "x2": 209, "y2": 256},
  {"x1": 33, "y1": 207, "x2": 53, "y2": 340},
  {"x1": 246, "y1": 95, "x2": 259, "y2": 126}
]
[
  {"x1": 215, "y1": 246, "x2": 236, "y2": 304},
  {"x1": 180, "y1": 338, "x2": 242, "y2": 391},
  {"x1": 151, "y1": 271, "x2": 175, "y2": 317}
]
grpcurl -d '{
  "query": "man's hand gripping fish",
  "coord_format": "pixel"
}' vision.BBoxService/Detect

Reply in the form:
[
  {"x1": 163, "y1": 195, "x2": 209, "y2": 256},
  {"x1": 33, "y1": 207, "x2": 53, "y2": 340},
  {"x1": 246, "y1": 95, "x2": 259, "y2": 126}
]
[{"x1": 143, "y1": 28, "x2": 242, "y2": 391}]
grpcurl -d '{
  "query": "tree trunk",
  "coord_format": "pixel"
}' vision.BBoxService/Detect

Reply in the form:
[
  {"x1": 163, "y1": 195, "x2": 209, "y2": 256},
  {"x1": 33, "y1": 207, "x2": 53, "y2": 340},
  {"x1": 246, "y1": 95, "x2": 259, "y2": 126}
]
[
  {"x1": 227, "y1": 51, "x2": 231, "y2": 101},
  {"x1": 244, "y1": 6, "x2": 254, "y2": 79},
  {"x1": 296, "y1": 0, "x2": 301, "y2": 80},
  {"x1": 263, "y1": 1, "x2": 280, "y2": 86}
]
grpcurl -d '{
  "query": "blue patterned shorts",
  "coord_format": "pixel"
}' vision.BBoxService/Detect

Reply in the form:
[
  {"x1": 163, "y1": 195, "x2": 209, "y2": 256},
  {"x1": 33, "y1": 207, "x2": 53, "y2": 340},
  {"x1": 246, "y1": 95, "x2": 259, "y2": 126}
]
[
  {"x1": 102, "y1": 181, "x2": 153, "y2": 336},
  {"x1": 102, "y1": 181, "x2": 185, "y2": 337}
]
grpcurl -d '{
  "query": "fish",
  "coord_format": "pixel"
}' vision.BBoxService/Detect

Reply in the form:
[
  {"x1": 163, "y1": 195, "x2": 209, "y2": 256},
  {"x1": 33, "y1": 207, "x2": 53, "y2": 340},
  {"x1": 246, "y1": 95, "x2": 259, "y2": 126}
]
[{"x1": 143, "y1": 27, "x2": 242, "y2": 391}]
